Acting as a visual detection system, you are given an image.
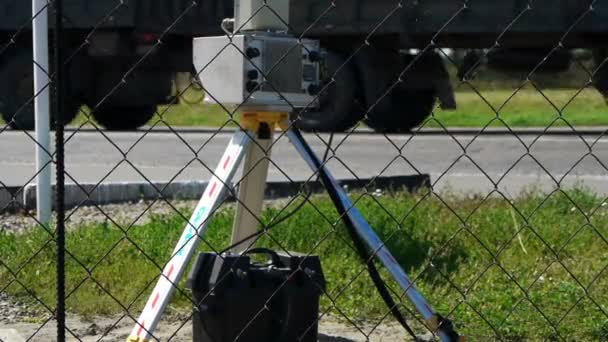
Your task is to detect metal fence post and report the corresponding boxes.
[53,0,66,340]
[32,0,51,225]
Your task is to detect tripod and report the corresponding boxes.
[127,112,463,342]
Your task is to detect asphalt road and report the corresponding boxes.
[3,129,608,196]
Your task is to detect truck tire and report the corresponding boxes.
[292,51,364,132]
[364,89,436,133]
[593,49,608,98]
[92,105,156,131]
[0,50,79,130]
[355,49,437,133]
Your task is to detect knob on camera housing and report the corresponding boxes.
[247,70,259,80]
[308,50,322,62]
[246,47,261,59]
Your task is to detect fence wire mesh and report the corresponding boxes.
[2,0,608,341]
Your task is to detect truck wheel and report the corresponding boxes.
[355,48,438,133]
[92,105,156,131]
[292,51,364,132]
[0,50,79,130]
[593,49,608,98]
[364,89,436,133]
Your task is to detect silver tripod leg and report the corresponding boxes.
[128,130,254,342]
[230,130,273,253]
[286,129,455,342]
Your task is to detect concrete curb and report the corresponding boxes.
[2,175,430,213]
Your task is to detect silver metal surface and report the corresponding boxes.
[193,33,320,110]
[234,0,290,32]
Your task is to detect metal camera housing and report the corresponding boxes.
[193,33,321,112]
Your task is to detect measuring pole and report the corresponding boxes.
[128,131,253,341]
[32,0,52,225]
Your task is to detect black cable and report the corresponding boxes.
[219,191,310,254]
[290,129,419,340]
[219,131,326,254]
[216,128,416,340]
[53,0,66,341]
[313,133,415,337]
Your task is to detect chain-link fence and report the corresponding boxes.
[2,0,608,341]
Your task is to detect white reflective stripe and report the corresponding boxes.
[286,129,451,341]
[129,130,253,341]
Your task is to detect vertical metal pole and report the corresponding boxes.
[53,0,66,340]
[32,0,51,225]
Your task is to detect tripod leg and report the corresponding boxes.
[230,128,273,253]
[286,128,462,342]
[127,130,254,342]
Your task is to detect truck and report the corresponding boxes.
[1,1,607,132]
[0,1,230,130]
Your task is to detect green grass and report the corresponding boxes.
[2,87,607,129]
[81,87,608,129]
[70,102,236,129]
[2,189,608,340]
[428,87,608,128]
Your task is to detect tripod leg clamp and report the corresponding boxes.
[126,337,150,342]
[241,112,289,133]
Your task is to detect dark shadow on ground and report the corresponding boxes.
[318,333,356,342]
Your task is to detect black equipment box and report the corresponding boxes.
[187,249,325,342]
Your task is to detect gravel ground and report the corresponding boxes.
[0,187,379,234]
[0,196,310,234]
[0,313,409,342]
[0,292,44,326]
[1,200,202,235]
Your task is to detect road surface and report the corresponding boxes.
[2,129,608,196]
